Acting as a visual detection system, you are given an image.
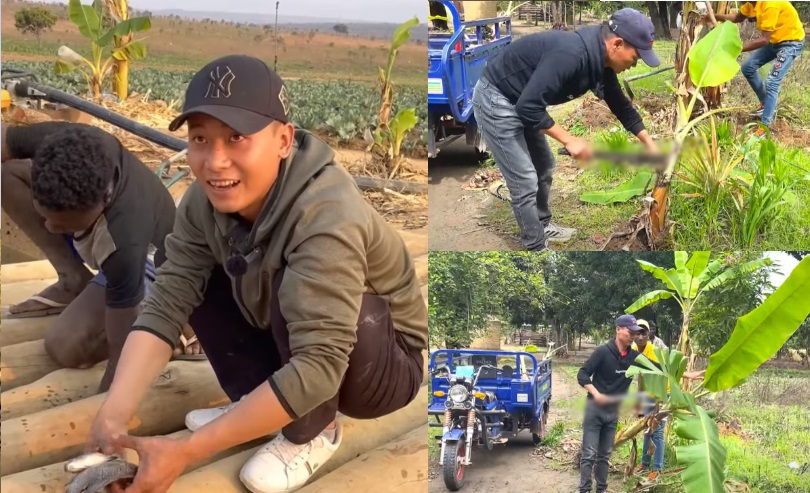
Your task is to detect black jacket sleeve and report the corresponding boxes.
[6,122,76,160]
[601,69,646,136]
[516,53,585,130]
[577,345,603,387]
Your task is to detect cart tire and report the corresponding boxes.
[442,439,467,491]
[532,405,550,445]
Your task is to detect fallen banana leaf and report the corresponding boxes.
[580,171,653,205]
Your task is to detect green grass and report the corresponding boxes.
[478,37,810,251]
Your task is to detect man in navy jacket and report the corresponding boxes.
[472,8,661,250]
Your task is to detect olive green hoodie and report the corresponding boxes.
[133,129,427,418]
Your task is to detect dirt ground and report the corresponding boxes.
[428,140,520,251]
[427,365,584,493]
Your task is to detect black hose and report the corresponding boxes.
[11,80,427,195]
[1,69,39,82]
[13,80,186,152]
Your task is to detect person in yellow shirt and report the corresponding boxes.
[631,320,666,479]
[709,2,806,136]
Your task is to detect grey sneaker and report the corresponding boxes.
[545,223,576,242]
[749,104,764,117]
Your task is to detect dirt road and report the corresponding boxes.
[428,367,584,493]
[428,140,520,251]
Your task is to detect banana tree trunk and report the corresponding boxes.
[113,58,129,100]
[649,1,732,241]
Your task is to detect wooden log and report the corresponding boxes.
[1,279,56,310]
[165,387,427,493]
[0,315,55,347]
[0,360,229,475]
[0,228,424,290]
[1,362,107,420]
[0,260,60,283]
[0,339,61,391]
[297,424,428,493]
[0,430,268,493]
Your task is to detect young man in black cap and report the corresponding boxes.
[86,54,427,493]
[577,314,703,493]
[472,8,661,250]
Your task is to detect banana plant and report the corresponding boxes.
[623,348,726,493]
[376,16,418,128]
[619,256,810,493]
[625,251,771,365]
[650,4,743,240]
[372,107,419,178]
[54,0,151,98]
[103,0,143,100]
[705,255,810,391]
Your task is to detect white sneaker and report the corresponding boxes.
[239,423,343,493]
[184,397,244,431]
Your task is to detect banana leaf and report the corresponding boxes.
[704,256,810,392]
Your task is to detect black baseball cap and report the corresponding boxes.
[169,54,291,135]
[608,8,661,68]
[615,314,643,332]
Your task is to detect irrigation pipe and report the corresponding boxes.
[7,80,426,194]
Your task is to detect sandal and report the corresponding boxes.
[171,334,207,361]
[5,295,69,319]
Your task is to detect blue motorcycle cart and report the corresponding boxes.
[428,349,552,490]
[427,1,512,157]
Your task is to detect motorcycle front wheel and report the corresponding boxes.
[442,439,467,491]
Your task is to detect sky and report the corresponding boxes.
[764,251,800,290]
[39,0,423,23]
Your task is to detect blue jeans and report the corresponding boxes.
[579,399,619,493]
[472,76,555,250]
[641,418,666,470]
[741,39,805,126]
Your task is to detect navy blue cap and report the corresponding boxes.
[615,314,643,332]
[608,8,661,67]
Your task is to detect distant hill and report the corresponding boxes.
[145,9,428,42]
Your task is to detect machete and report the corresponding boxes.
[557,148,669,170]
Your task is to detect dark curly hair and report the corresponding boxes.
[31,126,116,211]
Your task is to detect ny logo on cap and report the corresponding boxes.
[278,85,290,116]
[205,65,236,99]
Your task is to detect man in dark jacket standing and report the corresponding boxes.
[472,8,661,250]
[577,315,704,493]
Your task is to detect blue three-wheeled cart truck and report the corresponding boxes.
[427,1,512,158]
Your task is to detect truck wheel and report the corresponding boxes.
[443,439,467,491]
[532,405,550,445]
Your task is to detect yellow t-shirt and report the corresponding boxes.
[740,1,805,44]
[632,341,670,394]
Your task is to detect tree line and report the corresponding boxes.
[429,251,810,362]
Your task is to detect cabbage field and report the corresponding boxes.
[2,61,428,153]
